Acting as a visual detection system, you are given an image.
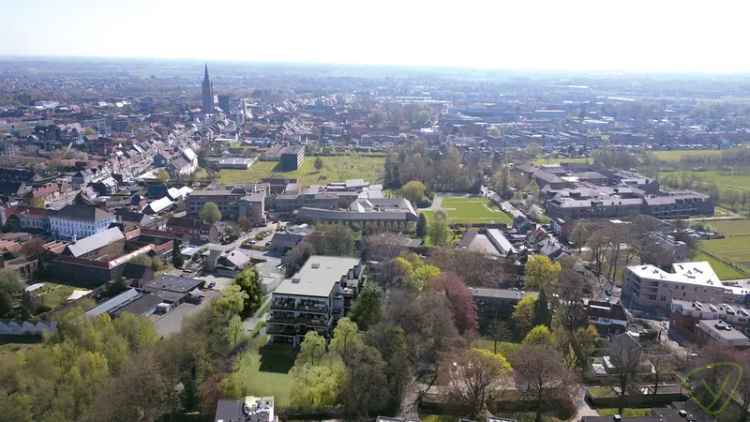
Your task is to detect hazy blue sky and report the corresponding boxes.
[2,0,749,73]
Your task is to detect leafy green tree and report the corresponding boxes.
[340,344,391,418]
[155,168,169,183]
[416,213,427,237]
[524,255,561,291]
[0,269,22,317]
[512,294,538,339]
[429,210,451,246]
[227,315,244,348]
[233,267,263,317]
[307,224,355,256]
[199,202,222,225]
[349,283,383,330]
[392,254,441,290]
[522,325,556,346]
[289,361,345,410]
[296,331,327,367]
[330,318,363,361]
[172,240,184,268]
[400,180,426,204]
[365,323,411,410]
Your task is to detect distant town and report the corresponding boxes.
[0,58,748,422]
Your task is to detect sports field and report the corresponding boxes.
[423,196,512,225]
[218,154,385,187]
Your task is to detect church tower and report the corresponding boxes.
[201,64,214,113]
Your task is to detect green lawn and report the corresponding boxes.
[422,415,457,422]
[690,251,747,280]
[223,337,296,407]
[707,219,750,237]
[697,238,750,277]
[34,282,79,311]
[218,155,385,188]
[425,196,512,225]
[659,170,750,196]
[652,149,724,162]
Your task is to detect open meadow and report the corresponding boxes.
[218,154,385,188]
[422,196,512,225]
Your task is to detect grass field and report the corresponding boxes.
[424,196,512,225]
[533,157,591,165]
[698,238,750,276]
[707,219,750,237]
[218,155,385,187]
[690,251,748,280]
[651,149,724,162]
[35,282,78,311]
[659,170,750,195]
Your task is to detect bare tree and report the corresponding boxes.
[511,344,574,422]
[609,334,643,414]
[440,348,511,418]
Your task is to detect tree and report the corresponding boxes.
[646,348,676,395]
[416,213,427,237]
[155,168,169,183]
[488,320,512,355]
[429,210,451,246]
[391,254,441,290]
[330,318,364,362]
[233,267,263,318]
[199,202,221,225]
[314,156,324,171]
[533,288,552,327]
[522,325,555,346]
[511,344,573,422]
[172,240,184,268]
[289,361,345,410]
[524,255,561,291]
[431,272,478,336]
[296,331,327,367]
[0,269,22,317]
[340,344,391,418]
[365,323,411,411]
[441,348,511,417]
[512,294,538,339]
[307,224,355,256]
[349,283,383,330]
[283,241,314,277]
[609,334,643,414]
[400,180,427,205]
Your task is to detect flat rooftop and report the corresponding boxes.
[628,261,724,287]
[274,255,360,298]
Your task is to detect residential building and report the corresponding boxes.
[186,186,267,225]
[296,197,418,232]
[214,396,277,422]
[622,262,740,312]
[268,256,363,346]
[279,146,304,171]
[49,204,115,240]
[695,320,750,348]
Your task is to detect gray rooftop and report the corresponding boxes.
[275,255,360,298]
[67,227,124,257]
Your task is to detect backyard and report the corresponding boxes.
[222,335,296,407]
[218,154,385,188]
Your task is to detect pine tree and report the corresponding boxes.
[533,288,552,327]
[416,213,427,237]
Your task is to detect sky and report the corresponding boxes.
[2,0,750,73]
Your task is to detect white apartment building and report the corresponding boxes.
[49,204,115,240]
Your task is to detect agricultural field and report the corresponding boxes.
[423,196,512,225]
[218,154,385,188]
[689,251,747,281]
[651,149,724,162]
[707,218,750,237]
[698,238,750,276]
[659,170,750,196]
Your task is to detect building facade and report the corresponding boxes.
[49,204,115,240]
